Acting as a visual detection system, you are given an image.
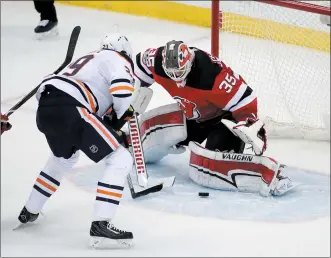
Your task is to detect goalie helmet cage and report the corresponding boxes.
[211,0,330,141]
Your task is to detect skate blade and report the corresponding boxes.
[13,212,43,230]
[90,236,133,249]
[13,220,39,231]
[272,183,301,196]
[12,221,37,231]
[35,27,59,40]
[13,223,26,231]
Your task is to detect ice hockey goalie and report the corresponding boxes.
[125,103,294,197]
[127,40,295,197]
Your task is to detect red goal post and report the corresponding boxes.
[210,0,330,140]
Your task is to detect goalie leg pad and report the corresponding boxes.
[125,103,187,163]
[188,142,280,196]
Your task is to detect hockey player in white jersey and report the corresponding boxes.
[17,33,136,248]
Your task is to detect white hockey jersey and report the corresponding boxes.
[36,49,135,118]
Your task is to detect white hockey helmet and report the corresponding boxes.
[100,33,133,59]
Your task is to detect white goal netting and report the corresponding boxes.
[216,1,330,140]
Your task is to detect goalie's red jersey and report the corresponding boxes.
[134,46,258,122]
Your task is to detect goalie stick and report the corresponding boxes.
[127,110,176,199]
[128,112,150,187]
[127,172,163,199]
[124,87,175,198]
[5,26,81,117]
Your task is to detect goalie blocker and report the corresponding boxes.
[124,103,294,197]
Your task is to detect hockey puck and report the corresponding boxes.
[199,192,209,197]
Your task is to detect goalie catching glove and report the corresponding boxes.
[221,114,267,155]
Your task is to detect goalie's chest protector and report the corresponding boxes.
[152,48,226,122]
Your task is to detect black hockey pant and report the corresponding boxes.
[36,85,123,162]
[34,0,57,22]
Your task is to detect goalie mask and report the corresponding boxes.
[162,40,195,87]
[100,33,133,59]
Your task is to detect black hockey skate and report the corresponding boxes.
[90,221,133,248]
[34,20,58,39]
[18,206,39,224]
[13,206,40,230]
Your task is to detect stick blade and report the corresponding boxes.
[145,176,176,189]
[159,176,176,188]
[132,183,164,199]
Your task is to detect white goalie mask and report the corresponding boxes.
[100,33,133,59]
[162,40,195,88]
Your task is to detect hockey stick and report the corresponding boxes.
[129,112,176,188]
[127,111,175,199]
[128,112,150,187]
[127,173,163,199]
[5,26,81,117]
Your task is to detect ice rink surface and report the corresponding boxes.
[1,2,330,257]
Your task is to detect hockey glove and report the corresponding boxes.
[221,114,267,156]
[115,130,130,148]
[1,113,12,135]
[103,105,134,131]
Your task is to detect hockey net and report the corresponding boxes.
[211,0,330,140]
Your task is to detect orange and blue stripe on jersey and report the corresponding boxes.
[40,75,99,114]
[109,78,134,98]
[75,80,98,113]
[77,107,120,150]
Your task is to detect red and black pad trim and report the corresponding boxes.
[190,152,262,188]
[126,110,185,146]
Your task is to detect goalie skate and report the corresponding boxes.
[271,164,301,196]
[89,221,133,249]
[272,176,301,196]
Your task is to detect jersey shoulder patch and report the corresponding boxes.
[141,47,158,68]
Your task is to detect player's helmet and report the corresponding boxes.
[162,40,195,87]
[100,33,133,59]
